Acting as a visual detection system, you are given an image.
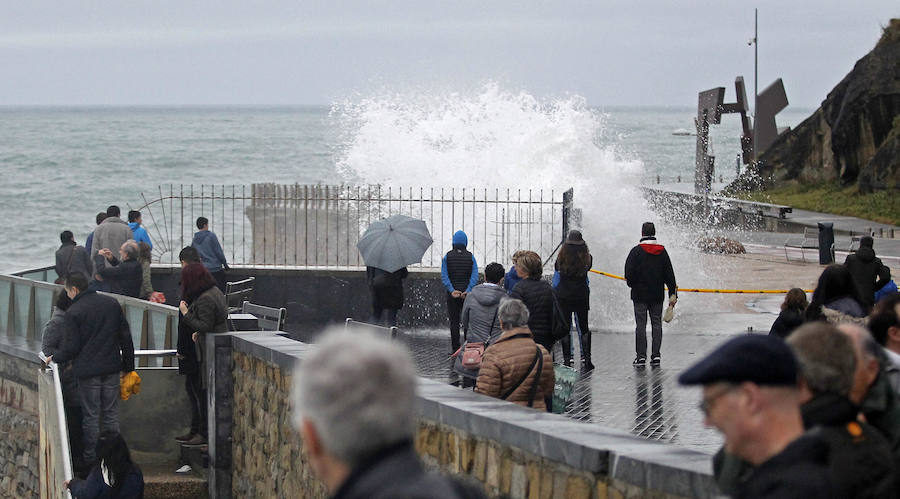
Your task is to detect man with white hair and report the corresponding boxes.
[291,332,485,499]
[95,240,143,298]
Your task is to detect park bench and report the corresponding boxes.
[784,227,820,262]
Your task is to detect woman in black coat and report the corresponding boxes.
[768,288,808,339]
[175,262,227,447]
[554,231,594,370]
[367,266,409,327]
[509,251,555,353]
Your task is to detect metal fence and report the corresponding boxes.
[131,184,573,269]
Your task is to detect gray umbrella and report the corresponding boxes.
[357,214,433,272]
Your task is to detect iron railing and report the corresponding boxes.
[130,184,573,269]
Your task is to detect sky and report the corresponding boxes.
[1,1,896,108]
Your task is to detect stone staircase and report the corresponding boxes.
[132,449,207,499]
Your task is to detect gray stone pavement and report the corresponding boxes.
[291,248,891,457]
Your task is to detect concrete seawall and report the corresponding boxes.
[223,332,717,498]
[152,267,454,329]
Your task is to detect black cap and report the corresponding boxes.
[678,334,798,386]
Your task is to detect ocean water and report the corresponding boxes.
[0,85,813,278]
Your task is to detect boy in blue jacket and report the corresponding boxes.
[441,230,478,353]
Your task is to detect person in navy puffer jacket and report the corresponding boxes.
[441,230,479,353]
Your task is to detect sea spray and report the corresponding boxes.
[331,82,721,324]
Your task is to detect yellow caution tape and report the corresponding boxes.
[588,269,813,294]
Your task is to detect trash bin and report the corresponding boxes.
[818,222,834,264]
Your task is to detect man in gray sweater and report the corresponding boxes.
[90,206,133,287]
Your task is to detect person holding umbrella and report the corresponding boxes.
[367,266,408,326]
[357,215,433,327]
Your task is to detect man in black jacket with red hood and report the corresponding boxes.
[625,222,677,366]
[844,235,891,311]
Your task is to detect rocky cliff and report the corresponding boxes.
[734,19,899,193]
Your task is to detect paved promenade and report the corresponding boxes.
[396,249,842,455]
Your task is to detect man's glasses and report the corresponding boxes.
[698,384,738,416]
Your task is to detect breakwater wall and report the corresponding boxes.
[152,267,452,329]
[218,332,718,499]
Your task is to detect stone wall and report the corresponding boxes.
[229,333,718,499]
[0,346,40,498]
[232,350,326,498]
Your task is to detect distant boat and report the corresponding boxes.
[672,129,695,136]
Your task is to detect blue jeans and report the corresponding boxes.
[79,373,120,464]
[634,301,663,358]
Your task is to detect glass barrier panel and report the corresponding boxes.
[0,280,10,334]
[20,270,48,282]
[34,287,55,342]
[124,305,146,349]
[46,268,59,284]
[147,311,171,368]
[13,283,32,338]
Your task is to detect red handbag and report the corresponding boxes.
[461,342,486,369]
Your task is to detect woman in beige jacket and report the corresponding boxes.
[476,298,555,411]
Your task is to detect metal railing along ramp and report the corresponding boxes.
[4,266,180,366]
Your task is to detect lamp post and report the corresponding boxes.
[749,8,758,160]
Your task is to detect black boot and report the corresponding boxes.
[561,335,572,366]
[582,332,594,371]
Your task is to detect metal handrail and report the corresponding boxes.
[38,352,74,499]
[344,318,398,339]
[1,272,179,366]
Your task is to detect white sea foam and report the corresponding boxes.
[331,82,678,323]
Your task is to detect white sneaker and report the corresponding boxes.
[175,464,192,474]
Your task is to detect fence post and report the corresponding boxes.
[562,188,574,244]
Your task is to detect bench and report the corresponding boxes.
[241,301,286,331]
[225,277,255,314]
[784,227,820,262]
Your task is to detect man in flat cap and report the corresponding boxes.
[679,334,833,498]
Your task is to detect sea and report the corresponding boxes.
[0,84,813,276]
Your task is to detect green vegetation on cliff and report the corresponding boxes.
[735,183,898,226]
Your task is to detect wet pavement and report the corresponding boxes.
[293,248,891,457]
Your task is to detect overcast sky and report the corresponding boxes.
[1,1,896,108]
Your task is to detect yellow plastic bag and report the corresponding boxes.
[120,371,142,401]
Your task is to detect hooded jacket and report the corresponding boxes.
[441,231,478,293]
[128,222,152,250]
[192,230,228,273]
[460,283,506,344]
[90,217,133,270]
[845,247,890,308]
[624,236,677,304]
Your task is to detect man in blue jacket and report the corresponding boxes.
[441,230,478,353]
[47,272,135,471]
[192,217,229,291]
[127,210,152,250]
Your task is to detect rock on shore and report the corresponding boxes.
[734,18,899,193]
